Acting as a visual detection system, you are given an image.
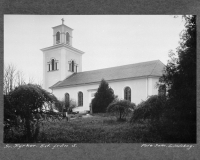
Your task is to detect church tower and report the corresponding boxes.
[41,19,84,91]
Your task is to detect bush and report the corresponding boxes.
[4,84,58,143]
[130,95,166,123]
[107,100,136,121]
[67,99,77,114]
[92,79,115,113]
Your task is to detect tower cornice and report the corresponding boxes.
[52,24,73,31]
[41,43,84,54]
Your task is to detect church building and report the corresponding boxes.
[41,20,165,112]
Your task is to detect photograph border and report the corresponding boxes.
[1,0,199,159]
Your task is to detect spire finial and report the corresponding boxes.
[61,18,64,24]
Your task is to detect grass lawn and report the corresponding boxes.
[37,113,163,143]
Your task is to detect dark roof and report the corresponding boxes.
[50,60,165,89]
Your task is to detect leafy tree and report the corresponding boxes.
[5,84,58,142]
[158,15,196,142]
[92,79,115,113]
[107,99,135,121]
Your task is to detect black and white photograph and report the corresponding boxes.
[4,15,196,144]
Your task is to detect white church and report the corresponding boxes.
[41,20,165,112]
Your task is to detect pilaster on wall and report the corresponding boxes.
[60,48,66,80]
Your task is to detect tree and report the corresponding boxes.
[158,15,196,142]
[107,99,135,121]
[92,79,115,113]
[4,64,26,95]
[6,84,58,142]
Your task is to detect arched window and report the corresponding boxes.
[65,93,70,108]
[66,32,70,44]
[56,32,60,44]
[51,59,55,70]
[69,60,77,72]
[48,58,58,71]
[72,60,74,72]
[78,92,83,106]
[124,87,131,101]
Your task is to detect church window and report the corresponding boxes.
[72,60,74,72]
[69,63,72,71]
[69,60,77,72]
[78,92,83,106]
[65,93,70,108]
[56,32,60,44]
[66,32,70,44]
[51,59,55,70]
[124,87,131,101]
[48,58,58,71]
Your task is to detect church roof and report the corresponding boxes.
[50,60,165,89]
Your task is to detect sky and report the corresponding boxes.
[4,15,185,84]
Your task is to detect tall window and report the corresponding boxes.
[48,58,58,71]
[78,92,83,106]
[51,59,55,70]
[56,32,60,44]
[65,93,70,108]
[72,60,74,72]
[66,32,70,44]
[69,60,77,72]
[124,87,131,101]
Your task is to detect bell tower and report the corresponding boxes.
[41,19,84,91]
[53,18,73,46]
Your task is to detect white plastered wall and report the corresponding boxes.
[43,48,61,92]
[52,77,160,111]
[43,46,82,92]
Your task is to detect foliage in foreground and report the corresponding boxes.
[130,16,196,143]
[92,79,115,113]
[54,99,77,113]
[107,100,135,121]
[34,114,162,143]
[158,15,196,143]
[130,95,166,123]
[4,84,58,143]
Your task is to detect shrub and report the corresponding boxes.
[54,100,65,112]
[107,100,136,121]
[92,79,115,113]
[4,84,58,142]
[130,95,166,123]
[54,99,77,113]
[67,99,77,113]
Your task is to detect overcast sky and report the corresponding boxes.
[4,15,185,84]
